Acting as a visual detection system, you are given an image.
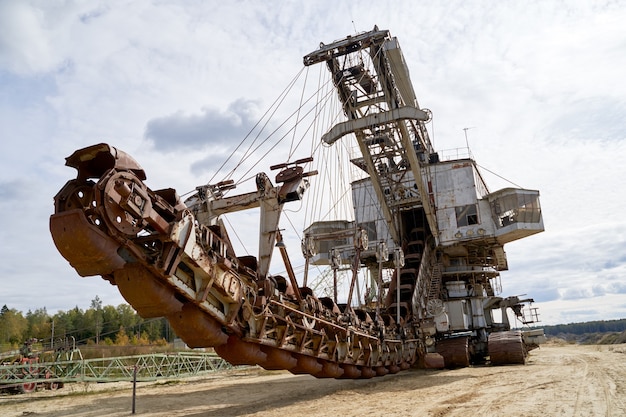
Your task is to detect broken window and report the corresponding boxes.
[491,190,542,228]
[455,204,479,227]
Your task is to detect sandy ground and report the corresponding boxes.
[1,343,625,417]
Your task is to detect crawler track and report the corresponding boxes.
[436,337,470,368]
[488,331,527,365]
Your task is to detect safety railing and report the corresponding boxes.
[0,352,234,387]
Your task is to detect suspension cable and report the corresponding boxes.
[207,66,307,185]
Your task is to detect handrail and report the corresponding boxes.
[0,352,234,386]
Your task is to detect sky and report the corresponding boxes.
[1,0,625,326]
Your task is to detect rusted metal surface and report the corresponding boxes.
[65,143,146,180]
[436,336,471,369]
[488,331,527,365]
[50,144,418,379]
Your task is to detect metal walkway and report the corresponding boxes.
[1,352,234,390]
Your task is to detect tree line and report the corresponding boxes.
[541,318,626,336]
[3,297,624,351]
[0,296,173,351]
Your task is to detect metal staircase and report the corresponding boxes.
[427,263,442,302]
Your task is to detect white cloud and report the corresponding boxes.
[144,98,261,151]
[0,2,56,74]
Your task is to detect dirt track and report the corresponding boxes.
[2,343,625,416]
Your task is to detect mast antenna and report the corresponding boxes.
[463,126,475,149]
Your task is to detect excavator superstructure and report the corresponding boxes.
[50,27,545,378]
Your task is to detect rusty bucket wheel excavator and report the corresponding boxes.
[51,27,546,379]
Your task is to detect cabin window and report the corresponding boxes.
[318,239,347,257]
[491,191,542,228]
[455,204,479,227]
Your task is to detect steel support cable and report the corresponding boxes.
[294,116,342,219]
[218,78,337,258]
[286,75,339,161]
[288,66,310,160]
[320,107,382,226]
[303,70,335,225]
[306,134,347,224]
[233,87,335,186]
[305,105,346,224]
[308,114,362,225]
[304,139,323,223]
[322,145,339,220]
[310,135,333,223]
[226,76,334,187]
[272,261,307,278]
[310,63,327,157]
[321,103,346,222]
[326,141,347,221]
[336,138,354,220]
[222,69,307,184]
[475,163,522,188]
[207,66,307,186]
[355,173,388,240]
[316,185,354,223]
[281,210,304,265]
[221,214,251,255]
[304,140,325,227]
[225,81,310,183]
[280,90,336,172]
[308,48,390,224]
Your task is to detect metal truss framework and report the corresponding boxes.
[0,352,233,389]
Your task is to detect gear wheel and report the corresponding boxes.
[426,298,444,316]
